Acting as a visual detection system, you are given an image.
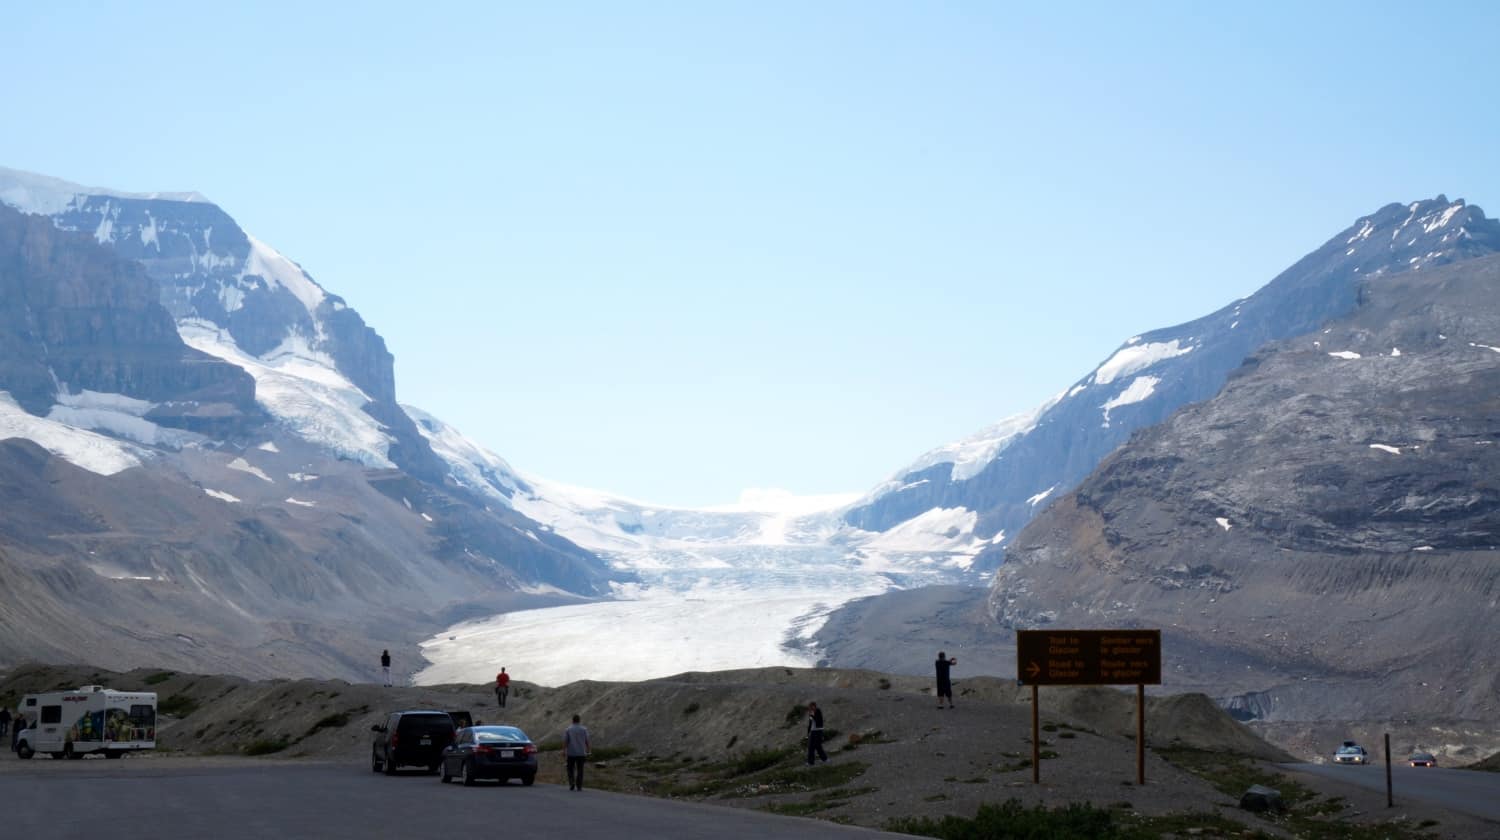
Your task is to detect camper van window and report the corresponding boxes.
[41,706,61,724]
[129,705,156,728]
[25,697,36,707]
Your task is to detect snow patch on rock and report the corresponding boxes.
[0,392,142,475]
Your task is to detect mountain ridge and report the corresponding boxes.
[987,249,1500,720]
[844,196,1500,572]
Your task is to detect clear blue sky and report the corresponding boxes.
[4,2,1497,507]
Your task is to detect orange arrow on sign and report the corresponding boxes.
[1026,662,1041,679]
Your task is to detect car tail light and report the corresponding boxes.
[523,744,537,755]
[390,733,399,748]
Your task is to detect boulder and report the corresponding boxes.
[1239,784,1285,813]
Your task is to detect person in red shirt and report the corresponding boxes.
[495,668,510,708]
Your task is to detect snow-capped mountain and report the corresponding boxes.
[843,197,1500,570]
[992,247,1500,721]
[0,169,614,679]
[0,166,439,478]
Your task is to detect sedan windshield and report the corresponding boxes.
[473,726,528,742]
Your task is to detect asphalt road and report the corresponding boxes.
[1288,762,1500,822]
[1,756,905,839]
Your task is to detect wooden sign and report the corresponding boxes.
[1016,629,1161,686]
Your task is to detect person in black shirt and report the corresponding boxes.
[935,651,957,709]
[380,649,392,687]
[805,702,828,765]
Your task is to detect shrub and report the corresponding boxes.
[590,745,635,761]
[683,702,700,715]
[784,704,807,727]
[243,738,292,756]
[305,706,366,736]
[731,747,795,776]
[158,695,199,718]
[143,671,175,686]
[887,799,1119,839]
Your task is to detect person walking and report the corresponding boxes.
[380,649,392,687]
[495,668,510,708]
[935,651,958,709]
[563,714,591,791]
[0,706,10,739]
[805,701,828,765]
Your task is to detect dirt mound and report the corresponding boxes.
[1469,752,1500,772]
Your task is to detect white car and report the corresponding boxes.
[1333,741,1369,765]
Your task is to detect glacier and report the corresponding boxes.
[408,409,998,686]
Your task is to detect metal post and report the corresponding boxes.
[1137,683,1146,786]
[1385,732,1393,807]
[1031,684,1040,784]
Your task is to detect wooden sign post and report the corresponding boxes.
[1016,629,1162,785]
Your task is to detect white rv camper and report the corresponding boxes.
[14,685,157,759]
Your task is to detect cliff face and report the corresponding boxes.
[38,186,438,477]
[990,253,1500,720]
[0,203,257,430]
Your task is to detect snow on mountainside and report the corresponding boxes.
[0,166,207,213]
[405,402,994,577]
[181,319,394,467]
[0,166,439,479]
[843,196,1500,570]
[0,392,143,475]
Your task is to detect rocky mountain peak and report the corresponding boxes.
[1324,196,1498,277]
[0,165,442,479]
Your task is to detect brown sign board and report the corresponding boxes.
[1016,629,1161,686]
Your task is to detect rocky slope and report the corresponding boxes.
[0,203,256,429]
[990,251,1500,722]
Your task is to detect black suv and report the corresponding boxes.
[371,711,456,775]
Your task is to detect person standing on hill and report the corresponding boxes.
[380,649,392,687]
[805,701,828,765]
[935,651,957,709]
[564,714,591,791]
[495,668,510,708]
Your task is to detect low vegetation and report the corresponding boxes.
[158,694,200,718]
[892,800,1287,840]
[304,705,368,737]
[1156,746,1439,839]
[243,737,292,756]
[887,799,1123,839]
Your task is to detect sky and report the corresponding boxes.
[3,2,1498,508]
